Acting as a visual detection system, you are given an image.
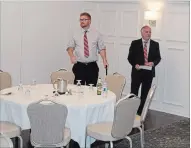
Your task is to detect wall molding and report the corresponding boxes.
[87,0,189,3]
[167,48,185,51]
[166,40,188,43]
[162,100,183,107]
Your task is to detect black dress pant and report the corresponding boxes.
[131,69,153,115]
[72,61,99,86]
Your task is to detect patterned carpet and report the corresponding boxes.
[92,118,190,148]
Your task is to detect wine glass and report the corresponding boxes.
[76,80,81,93]
[76,80,81,86]
[25,85,31,96]
[53,88,59,97]
[18,83,23,92]
[42,94,50,100]
[76,80,84,97]
[31,79,36,86]
[89,84,94,92]
[29,79,36,92]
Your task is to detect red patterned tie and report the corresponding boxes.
[84,31,89,57]
[143,41,148,65]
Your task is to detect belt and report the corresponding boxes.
[77,61,96,65]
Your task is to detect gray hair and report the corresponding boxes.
[141,25,151,32]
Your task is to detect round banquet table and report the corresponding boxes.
[0,84,116,148]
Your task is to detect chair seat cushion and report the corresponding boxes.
[133,115,141,127]
[0,121,21,138]
[31,127,71,147]
[87,122,119,141]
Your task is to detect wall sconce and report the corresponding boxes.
[144,10,159,27]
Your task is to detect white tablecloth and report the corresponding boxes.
[0,84,116,148]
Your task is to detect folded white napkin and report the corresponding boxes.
[0,89,12,95]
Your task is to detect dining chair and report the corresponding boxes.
[51,69,75,84]
[0,72,12,90]
[86,95,140,148]
[0,72,23,148]
[0,133,14,148]
[105,73,126,101]
[133,85,157,148]
[0,121,23,148]
[27,99,71,148]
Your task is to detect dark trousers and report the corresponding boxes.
[72,61,99,86]
[131,70,153,115]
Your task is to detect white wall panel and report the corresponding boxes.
[1,1,83,85]
[99,10,117,37]
[1,2,22,85]
[21,1,73,84]
[117,43,131,94]
[163,47,188,105]
[120,11,139,37]
[166,13,189,42]
[150,2,189,117]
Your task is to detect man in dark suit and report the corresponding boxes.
[128,25,161,115]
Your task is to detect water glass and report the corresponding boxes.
[89,84,94,92]
[53,88,59,97]
[31,79,36,86]
[25,86,31,96]
[76,80,81,93]
[44,94,49,99]
[18,83,23,92]
[76,80,84,97]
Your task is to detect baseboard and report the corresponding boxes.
[122,92,189,118]
[150,102,189,118]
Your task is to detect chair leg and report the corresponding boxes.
[142,123,145,145]
[125,136,132,148]
[105,142,109,148]
[17,136,23,148]
[66,143,69,148]
[85,134,87,148]
[109,141,113,148]
[85,132,91,148]
[138,126,144,148]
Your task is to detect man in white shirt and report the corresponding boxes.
[67,12,108,86]
[128,25,161,115]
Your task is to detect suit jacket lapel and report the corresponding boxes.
[148,40,153,60]
[139,39,144,52]
[139,39,144,60]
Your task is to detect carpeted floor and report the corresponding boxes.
[93,118,190,148]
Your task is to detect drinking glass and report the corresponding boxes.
[76,80,81,93]
[89,84,94,92]
[18,83,23,92]
[53,88,59,97]
[76,80,81,86]
[76,80,84,97]
[31,79,36,86]
[42,94,50,100]
[25,86,31,96]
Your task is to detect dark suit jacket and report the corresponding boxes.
[128,39,161,77]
